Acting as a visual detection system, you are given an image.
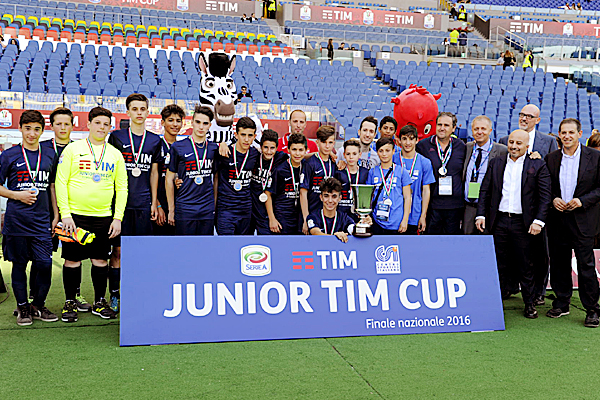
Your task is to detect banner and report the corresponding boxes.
[66,0,255,14]
[120,236,505,346]
[68,0,176,10]
[489,18,600,38]
[291,5,443,30]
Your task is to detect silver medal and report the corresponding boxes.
[259,193,268,202]
[30,186,39,196]
[194,176,203,185]
[383,198,392,206]
[132,167,142,177]
[438,167,447,176]
[234,182,242,191]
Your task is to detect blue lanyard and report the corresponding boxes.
[471,141,492,180]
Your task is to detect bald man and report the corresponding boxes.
[277,110,319,154]
[499,104,557,303]
[476,129,552,319]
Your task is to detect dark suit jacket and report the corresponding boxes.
[545,145,600,237]
[499,131,558,158]
[477,155,552,233]
[462,141,508,182]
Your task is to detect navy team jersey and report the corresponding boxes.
[40,138,71,158]
[300,154,337,213]
[250,151,288,223]
[168,139,218,220]
[216,145,260,212]
[157,137,172,213]
[267,160,301,233]
[306,210,355,235]
[334,166,369,217]
[0,145,57,236]
[109,129,163,210]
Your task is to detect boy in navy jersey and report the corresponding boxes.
[166,106,218,235]
[307,177,356,243]
[300,125,337,234]
[250,129,288,235]
[396,125,436,234]
[0,110,59,325]
[266,133,307,234]
[367,137,413,235]
[215,117,260,235]
[155,104,185,236]
[334,139,369,220]
[108,93,162,312]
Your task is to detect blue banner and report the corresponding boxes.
[120,236,505,346]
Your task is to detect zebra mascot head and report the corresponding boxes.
[198,53,236,129]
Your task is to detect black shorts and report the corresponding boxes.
[61,214,118,262]
[175,219,214,236]
[113,208,153,247]
[2,234,53,264]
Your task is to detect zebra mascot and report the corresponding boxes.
[198,52,262,145]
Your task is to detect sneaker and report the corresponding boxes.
[16,304,33,326]
[524,304,538,319]
[31,305,59,322]
[75,294,92,312]
[110,296,120,313]
[61,300,78,323]
[92,298,117,319]
[584,310,599,328]
[546,307,570,318]
[533,295,545,306]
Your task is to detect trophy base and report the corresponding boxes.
[354,223,372,238]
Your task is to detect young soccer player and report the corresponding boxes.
[215,116,260,235]
[56,107,127,322]
[306,177,356,243]
[266,133,307,234]
[108,93,162,312]
[155,104,185,236]
[250,129,288,235]
[367,137,413,235]
[334,139,369,219]
[379,116,398,140]
[337,116,379,170]
[300,125,337,234]
[166,106,218,235]
[396,125,436,234]
[0,110,59,325]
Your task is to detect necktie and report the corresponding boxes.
[472,148,482,182]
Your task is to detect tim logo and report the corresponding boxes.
[240,245,271,277]
[375,245,400,274]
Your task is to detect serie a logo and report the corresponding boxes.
[240,245,271,277]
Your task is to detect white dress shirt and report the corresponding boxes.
[527,129,535,154]
[559,143,581,202]
[499,154,525,214]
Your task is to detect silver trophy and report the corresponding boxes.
[351,184,376,238]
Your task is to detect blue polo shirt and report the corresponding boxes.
[398,154,436,226]
[367,164,412,231]
[416,136,466,210]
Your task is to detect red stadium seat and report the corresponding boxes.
[87,32,98,43]
[126,36,137,46]
[164,38,175,48]
[201,41,211,51]
[46,30,59,41]
[74,31,85,42]
[225,43,235,53]
[100,33,111,44]
[32,28,45,39]
[113,35,124,45]
[4,27,17,37]
[213,42,223,51]
[187,40,199,50]
[60,31,72,41]
[283,47,292,56]
[247,44,258,54]
[18,28,31,39]
[271,47,281,56]
[176,39,186,49]
[151,37,162,47]
[139,37,149,46]
[260,45,269,55]
[236,43,247,53]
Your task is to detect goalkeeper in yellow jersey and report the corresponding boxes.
[55,107,128,322]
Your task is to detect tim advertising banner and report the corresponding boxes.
[120,236,505,346]
[292,5,441,30]
[489,18,600,38]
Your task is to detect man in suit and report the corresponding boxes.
[499,104,558,303]
[545,118,600,328]
[476,129,552,319]
[462,115,508,234]
[416,112,466,235]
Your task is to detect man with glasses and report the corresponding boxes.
[499,104,558,303]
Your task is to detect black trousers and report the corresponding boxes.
[492,213,535,304]
[428,208,463,235]
[548,214,600,312]
[531,230,550,297]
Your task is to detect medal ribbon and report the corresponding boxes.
[128,128,148,167]
[288,160,298,197]
[233,146,250,179]
[379,165,394,198]
[346,167,360,186]
[86,138,107,171]
[260,156,274,192]
[162,137,171,150]
[21,144,41,183]
[321,210,338,236]
[435,137,453,170]
[317,153,332,178]
[400,154,418,178]
[190,137,208,174]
